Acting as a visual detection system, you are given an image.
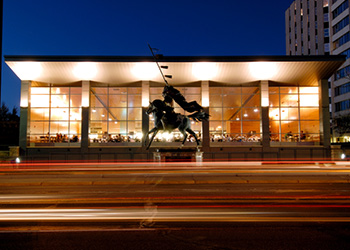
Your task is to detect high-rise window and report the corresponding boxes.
[332,1,349,19]
[333,16,349,35]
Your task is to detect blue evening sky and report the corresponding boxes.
[1,0,293,109]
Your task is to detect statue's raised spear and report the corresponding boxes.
[148,44,170,87]
[147,44,209,120]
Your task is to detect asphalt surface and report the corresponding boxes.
[1,161,350,249]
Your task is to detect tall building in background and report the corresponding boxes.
[286,0,350,142]
[286,0,330,56]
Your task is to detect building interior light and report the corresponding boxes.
[73,62,97,80]
[249,62,277,80]
[192,63,218,80]
[131,63,158,80]
[14,62,42,80]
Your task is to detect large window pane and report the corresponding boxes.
[127,121,142,134]
[128,108,142,120]
[300,121,320,133]
[242,87,259,94]
[280,108,298,120]
[109,95,127,107]
[242,108,260,120]
[227,121,241,133]
[209,95,222,107]
[70,122,81,135]
[269,108,280,120]
[51,108,69,120]
[300,87,318,94]
[128,95,142,107]
[300,94,319,106]
[30,121,49,135]
[281,121,299,134]
[91,108,108,120]
[70,94,81,107]
[109,108,127,120]
[280,94,298,106]
[50,121,69,134]
[244,94,260,107]
[223,108,240,120]
[30,108,49,120]
[70,108,81,121]
[51,95,69,107]
[91,94,107,107]
[223,95,241,107]
[300,108,319,120]
[91,87,107,94]
[109,87,127,95]
[109,121,127,134]
[51,87,69,94]
[242,121,260,133]
[269,94,279,106]
[31,87,49,94]
[280,87,298,93]
[209,108,222,120]
[31,95,50,107]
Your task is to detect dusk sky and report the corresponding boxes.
[1,0,292,109]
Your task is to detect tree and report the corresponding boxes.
[0,102,19,121]
[334,114,350,136]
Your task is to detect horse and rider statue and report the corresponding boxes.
[144,85,209,150]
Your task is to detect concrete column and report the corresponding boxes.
[81,81,90,152]
[319,79,331,148]
[201,81,210,149]
[19,81,31,153]
[142,81,150,149]
[260,81,270,149]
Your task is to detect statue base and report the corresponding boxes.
[153,148,203,162]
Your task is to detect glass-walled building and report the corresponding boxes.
[5,55,345,161]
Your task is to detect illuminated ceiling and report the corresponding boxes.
[5,55,345,86]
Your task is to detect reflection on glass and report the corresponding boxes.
[300,95,319,106]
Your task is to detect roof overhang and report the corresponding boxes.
[5,55,346,86]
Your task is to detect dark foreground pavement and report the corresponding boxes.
[1,222,350,250]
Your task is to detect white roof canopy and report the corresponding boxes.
[5,55,345,86]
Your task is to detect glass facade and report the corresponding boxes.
[89,86,142,145]
[26,83,323,147]
[209,87,261,144]
[29,86,82,146]
[269,86,320,144]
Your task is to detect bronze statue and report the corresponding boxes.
[144,44,209,149]
[144,99,208,150]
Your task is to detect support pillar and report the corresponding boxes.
[142,81,150,149]
[319,79,331,148]
[260,81,270,151]
[201,81,210,150]
[19,81,31,153]
[81,81,90,153]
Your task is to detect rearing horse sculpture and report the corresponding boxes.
[144,99,209,150]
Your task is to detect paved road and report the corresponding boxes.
[0,162,349,225]
[1,162,350,249]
